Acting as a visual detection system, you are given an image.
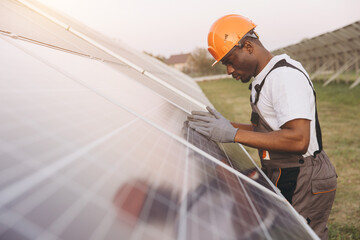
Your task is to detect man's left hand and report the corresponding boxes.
[187,106,238,143]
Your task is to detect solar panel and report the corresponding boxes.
[0,0,210,107]
[272,21,360,88]
[0,1,319,239]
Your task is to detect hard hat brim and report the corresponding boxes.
[211,60,219,67]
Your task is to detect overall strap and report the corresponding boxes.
[252,59,288,104]
[251,59,323,156]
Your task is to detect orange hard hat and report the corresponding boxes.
[208,14,257,66]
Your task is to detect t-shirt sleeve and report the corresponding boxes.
[268,68,314,127]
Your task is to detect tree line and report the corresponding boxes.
[145,48,227,77]
[183,48,226,77]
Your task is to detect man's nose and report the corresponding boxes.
[226,65,235,75]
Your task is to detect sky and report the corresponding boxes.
[36,0,360,58]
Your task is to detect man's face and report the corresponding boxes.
[221,44,257,83]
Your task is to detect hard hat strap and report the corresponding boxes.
[237,30,259,48]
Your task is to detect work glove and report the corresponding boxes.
[187,106,238,143]
[187,109,215,122]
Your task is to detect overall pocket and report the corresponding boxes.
[312,175,337,194]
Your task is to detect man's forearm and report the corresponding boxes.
[233,119,310,154]
[231,122,253,131]
[234,129,308,153]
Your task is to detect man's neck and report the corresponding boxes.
[255,49,273,77]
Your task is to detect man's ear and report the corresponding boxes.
[243,40,254,54]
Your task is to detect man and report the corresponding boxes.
[188,14,337,240]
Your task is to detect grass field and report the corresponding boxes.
[197,79,360,240]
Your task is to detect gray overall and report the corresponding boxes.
[250,59,337,240]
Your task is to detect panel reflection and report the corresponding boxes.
[110,124,313,240]
[111,125,268,240]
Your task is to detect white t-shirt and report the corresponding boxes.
[251,54,319,157]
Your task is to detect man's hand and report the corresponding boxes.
[187,109,214,122]
[187,106,238,143]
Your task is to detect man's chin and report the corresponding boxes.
[240,77,251,83]
[233,75,251,83]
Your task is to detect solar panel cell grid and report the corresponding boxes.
[1,0,210,106]
[4,36,205,139]
[0,1,121,63]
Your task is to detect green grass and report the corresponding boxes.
[198,79,360,240]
